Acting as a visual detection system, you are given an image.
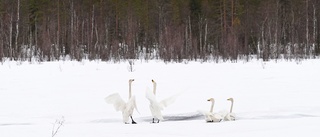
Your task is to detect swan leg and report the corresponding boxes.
[130,116,137,124]
[152,118,155,123]
[151,118,160,123]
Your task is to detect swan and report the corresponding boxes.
[105,79,138,124]
[146,79,179,123]
[224,98,236,121]
[203,98,223,122]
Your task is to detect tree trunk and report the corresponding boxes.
[70,0,74,58]
[312,4,316,57]
[15,0,20,59]
[306,0,309,57]
[9,15,13,60]
[57,0,60,59]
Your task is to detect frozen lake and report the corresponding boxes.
[0,59,320,137]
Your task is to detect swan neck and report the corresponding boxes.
[230,100,233,113]
[153,82,157,95]
[210,101,214,113]
[129,82,132,99]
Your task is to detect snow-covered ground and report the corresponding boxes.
[0,59,320,137]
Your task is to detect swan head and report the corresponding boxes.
[207,98,214,102]
[227,98,234,102]
[129,79,135,83]
[151,79,157,85]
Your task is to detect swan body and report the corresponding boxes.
[204,112,223,122]
[224,113,235,121]
[146,80,178,123]
[204,98,223,123]
[146,89,164,122]
[105,79,138,124]
[224,98,236,121]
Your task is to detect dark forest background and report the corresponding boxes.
[1,0,320,62]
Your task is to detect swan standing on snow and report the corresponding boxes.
[203,98,223,122]
[146,79,178,123]
[224,98,236,121]
[105,79,138,124]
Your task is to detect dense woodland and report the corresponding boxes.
[0,0,320,62]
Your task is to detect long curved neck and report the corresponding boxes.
[229,100,234,113]
[129,82,132,99]
[152,82,157,95]
[210,101,214,113]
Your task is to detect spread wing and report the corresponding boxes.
[146,87,180,109]
[159,92,180,108]
[104,93,126,112]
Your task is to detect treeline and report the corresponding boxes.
[0,0,320,62]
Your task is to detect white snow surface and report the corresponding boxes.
[1,59,320,137]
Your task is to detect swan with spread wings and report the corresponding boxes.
[146,79,179,123]
[105,79,138,124]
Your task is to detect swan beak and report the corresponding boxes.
[151,79,154,82]
[207,99,211,101]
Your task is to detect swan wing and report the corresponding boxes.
[104,93,126,112]
[159,93,180,108]
[209,113,223,122]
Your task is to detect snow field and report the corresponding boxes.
[0,59,320,137]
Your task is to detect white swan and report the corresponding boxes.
[105,79,138,124]
[146,79,179,123]
[224,98,236,121]
[204,98,223,122]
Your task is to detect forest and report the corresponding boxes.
[0,0,320,62]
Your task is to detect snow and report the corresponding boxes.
[0,59,320,137]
